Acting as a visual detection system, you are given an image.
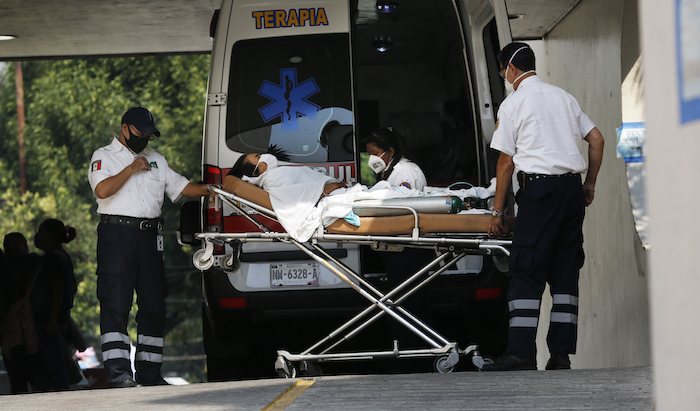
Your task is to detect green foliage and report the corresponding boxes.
[0,55,210,382]
[359,152,377,186]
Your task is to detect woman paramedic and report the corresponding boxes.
[365,126,427,192]
[364,126,433,354]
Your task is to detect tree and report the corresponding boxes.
[0,55,211,382]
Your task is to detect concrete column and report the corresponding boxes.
[532,0,651,369]
[639,0,700,408]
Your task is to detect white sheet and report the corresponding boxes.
[251,167,336,241]
[243,166,496,241]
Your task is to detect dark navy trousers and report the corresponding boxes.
[96,222,167,384]
[505,175,585,359]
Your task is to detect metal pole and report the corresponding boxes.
[15,61,27,195]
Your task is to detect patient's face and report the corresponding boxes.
[245,153,267,176]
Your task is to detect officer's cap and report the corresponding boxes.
[122,107,161,137]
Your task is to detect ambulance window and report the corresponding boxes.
[226,34,353,163]
[483,19,505,114]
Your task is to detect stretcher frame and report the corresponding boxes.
[195,185,512,376]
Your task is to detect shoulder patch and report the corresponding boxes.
[495,118,500,131]
[399,182,412,189]
[91,160,102,172]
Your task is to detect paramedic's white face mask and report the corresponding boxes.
[504,46,534,95]
[368,152,387,173]
[254,153,279,175]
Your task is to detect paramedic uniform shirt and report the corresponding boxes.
[88,137,190,218]
[490,75,595,175]
[387,157,427,191]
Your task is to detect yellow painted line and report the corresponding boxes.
[262,379,316,410]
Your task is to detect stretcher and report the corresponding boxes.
[194,181,514,376]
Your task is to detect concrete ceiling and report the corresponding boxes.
[0,0,579,61]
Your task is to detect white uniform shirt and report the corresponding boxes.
[386,157,427,191]
[490,75,596,175]
[88,137,190,219]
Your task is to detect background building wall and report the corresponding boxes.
[639,0,700,408]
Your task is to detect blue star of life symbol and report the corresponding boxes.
[258,68,320,131]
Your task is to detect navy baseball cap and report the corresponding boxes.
[122,107,161,137]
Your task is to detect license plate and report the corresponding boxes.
[270,263,320,287]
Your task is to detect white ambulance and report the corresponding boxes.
[180,0,513,380]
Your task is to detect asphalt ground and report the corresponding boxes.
[0,366,652,410]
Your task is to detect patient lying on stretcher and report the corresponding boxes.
[220,152,509,241]
[223,152,347,201]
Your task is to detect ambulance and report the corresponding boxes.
[179,0,513,380]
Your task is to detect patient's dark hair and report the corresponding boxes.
[267,144,290,162]
[230,154,257,178]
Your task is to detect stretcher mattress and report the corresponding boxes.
[220,176,514,235]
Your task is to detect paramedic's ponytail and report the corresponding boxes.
[39,218,77,245]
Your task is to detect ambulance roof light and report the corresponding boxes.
[373,36,393,53]
[376,1,398,14]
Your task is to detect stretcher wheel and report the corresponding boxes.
[472,354,494,370]
[193,248,214,271]
[299,360,323,377]
[222,253,240,272]
[277,367,297,378]
[434,355,455,373]
[275,357,297,379]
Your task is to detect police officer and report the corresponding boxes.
[483,43,604,371]
[88,107,209,387]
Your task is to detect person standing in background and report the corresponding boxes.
[2,232,41,393]
[31,219,78,391]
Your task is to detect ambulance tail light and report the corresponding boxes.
[204,165,224,255]
[475,288,502,300]
[219,297,246,309]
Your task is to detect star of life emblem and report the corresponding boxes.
[258,68,320,131]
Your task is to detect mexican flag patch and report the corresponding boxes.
[91,160,101,172]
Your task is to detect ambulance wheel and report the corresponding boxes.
[434,356,455,373]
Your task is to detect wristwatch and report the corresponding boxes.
[491,209,505,218]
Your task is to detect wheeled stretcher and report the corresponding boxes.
[194,182,513,376]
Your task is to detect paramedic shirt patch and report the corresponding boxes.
[91,160,102,172]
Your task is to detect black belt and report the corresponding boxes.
[518,171,580,187]
[100,215,163,231]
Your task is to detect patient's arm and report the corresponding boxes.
[221,175,274,209]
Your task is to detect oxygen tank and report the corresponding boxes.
[352,196,466,216]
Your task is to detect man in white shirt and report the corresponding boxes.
[483,43,604,371]
[88,107,209,387]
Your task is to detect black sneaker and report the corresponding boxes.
[481,354,536,371]
[545,353,571,370]
[109,377,139,388]
[139,377,169,386]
